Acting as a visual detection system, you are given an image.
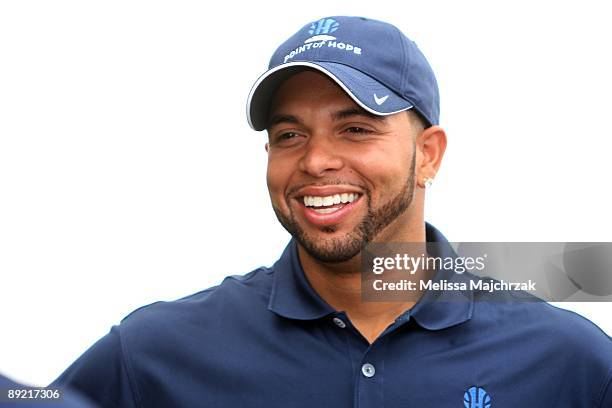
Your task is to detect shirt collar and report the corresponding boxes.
[408,223,474,330]
[268,239,336,320]
[268,223,474,330]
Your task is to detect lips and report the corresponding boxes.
[291,187,365,228]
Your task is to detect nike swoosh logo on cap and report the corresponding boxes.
[374,93,389,105]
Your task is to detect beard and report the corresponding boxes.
[272,148,416,264]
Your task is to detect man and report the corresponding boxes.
[52,16,612,407]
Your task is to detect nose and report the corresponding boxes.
[298,135,344,177]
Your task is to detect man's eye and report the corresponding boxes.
[345,127,372,134]
[271,131,302,146]
[278,132,298,140]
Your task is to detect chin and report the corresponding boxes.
[296,228,366,264]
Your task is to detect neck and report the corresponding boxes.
[297,212,427,343]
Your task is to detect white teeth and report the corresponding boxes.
[302,193,359,207]
[303,196,313,206]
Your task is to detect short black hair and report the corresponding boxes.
[406,109,429,136]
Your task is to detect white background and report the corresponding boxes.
[1,0,611,386]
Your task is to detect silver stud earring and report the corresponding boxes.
[423,177,434,188]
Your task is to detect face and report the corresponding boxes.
[266,70,421,264]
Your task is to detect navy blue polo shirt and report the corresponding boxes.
[52,224,612,407]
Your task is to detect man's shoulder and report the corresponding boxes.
[471,286,611,360]
[118,266,275,335]
[50,266,279,405]
[517,300,609,344]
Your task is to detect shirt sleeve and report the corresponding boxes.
[50,326,138,408]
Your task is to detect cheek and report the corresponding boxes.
[266,156,291,207]
[350,144,413,198]
[353,144,412,178]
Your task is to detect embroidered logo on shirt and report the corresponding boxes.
[463,386,491,408]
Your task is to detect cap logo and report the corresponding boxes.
[304,34,336,44]
[374,93,389,105]
[309,18,339,35]
[283,18,362,63]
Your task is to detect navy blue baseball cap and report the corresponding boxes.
[246,16,440,131]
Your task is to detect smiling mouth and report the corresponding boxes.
[300,193,361,214]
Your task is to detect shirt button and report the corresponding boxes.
[361,363,376,378]
[332,317,346,328]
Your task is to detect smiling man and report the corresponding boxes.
[51,16,612,408]
[261,68,440,343]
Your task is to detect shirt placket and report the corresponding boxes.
[331,311,412,408]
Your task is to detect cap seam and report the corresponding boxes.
[395,26,408,97]
[387,28,435,126]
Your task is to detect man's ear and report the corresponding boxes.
[416,126,447,187]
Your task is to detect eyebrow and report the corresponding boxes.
[267,107,387,129]
[267,114,301,128]
[331,107,388,123]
